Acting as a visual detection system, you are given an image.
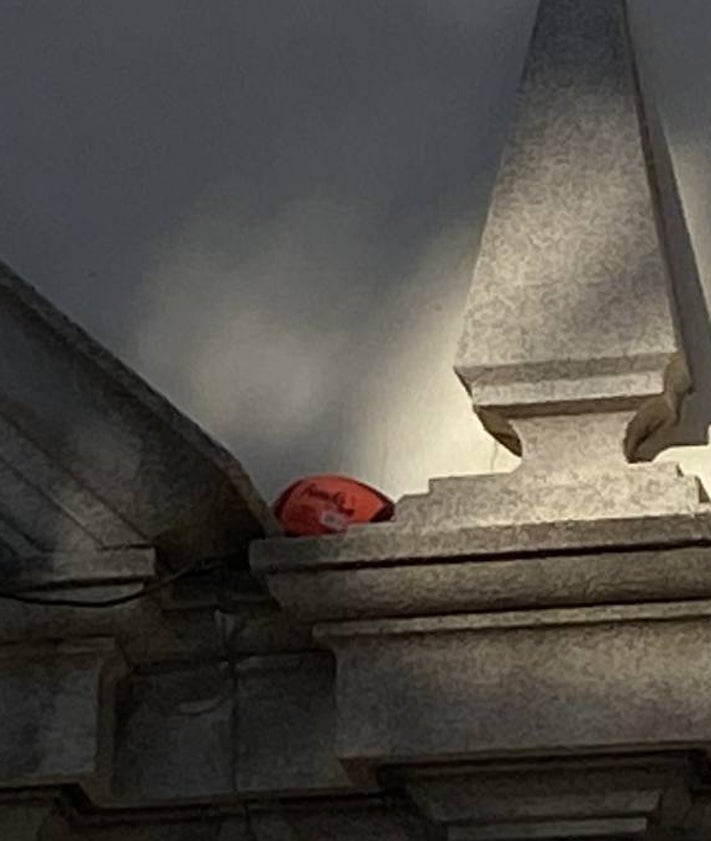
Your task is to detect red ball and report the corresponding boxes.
[273,474,394,536]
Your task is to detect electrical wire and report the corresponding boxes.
[0,556,225,609]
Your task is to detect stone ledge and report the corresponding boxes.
[317,600,711,769]
[263,544,711,623]
[0,548,156,593]
[317,598,711,638]
[19,793,426,840]
[254,505,711,624]
[393,752,698,840]
[251,508,711,575]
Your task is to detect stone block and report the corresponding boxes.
[318,601,711,767]
[112,650,356,804]
[398,754,695,840]
[0,799,58,841]
[0,548,155,593]
[251,508,711,582]
[235,652,356,795]
[448,817,648,839]
[260,544,711,623]
[248,802,425,841]
[0,591,228,669]
[35,805,422,841]
[454,0,687,444]
[0,638,120,786]
[52,821,225,841]
[254,505,711,627]
[395,461,705,532]
[112,663,234,804]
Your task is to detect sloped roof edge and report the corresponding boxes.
[0,260,279,560]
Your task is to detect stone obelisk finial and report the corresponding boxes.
[456,0,689,455]
[405,0,711,527]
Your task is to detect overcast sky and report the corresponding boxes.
[1,0,711,502]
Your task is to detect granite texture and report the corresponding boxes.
[0,799,258,840]
[235,652,356,796]
[449,817,648,839]
[112,663,235,805]
[45,820,237,841]
[399,754,695,840]
[0,454,101,552]
[438,0,711,532]
[247,801,426,841]
[0,800,59,841]
[0,639,119,786]
[26,797,425,841]
[30,801,426,841]
[684,796,711,841]
[109,651,356,805]
[262,544,711,622]
[254,505,711,626]
[394,461,705,532]
[252,507,711,574]
[454,0,685,451]
[10,789,708,840]
[0,570,311,670]
[0,592,227,666]
[0,412,142,551]
[319,600,711,767]
[631,31,711,456]
[0,548,155,592]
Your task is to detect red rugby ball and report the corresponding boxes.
[273,474,394,536]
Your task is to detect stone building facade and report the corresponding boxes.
[3,0,711,838]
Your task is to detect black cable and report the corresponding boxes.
[0,556,225,609]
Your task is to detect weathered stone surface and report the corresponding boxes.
[318,601,711,767]
[449,817,648,839]
[0,511,38,558]
[109,649,356,804]
[235,652,356,795]
[684,794,711,841]
[455,0,688,450]
[0,456,100,552]
[398,754,695,840]
[35,804,424,841]
[17,803,257,840]
[0,548,155,593]
[386,410,709,536]
[112,663,235,805]
[252,507,711,574]
[248,801,425,841]
[629,19,711,456]
[0,261,276,568]
[397,458,705,530]
[253,505,711,627]
[48,820,230,841]
[0,593,227,667]
[261,542,711,623]
[0,578,313,682]
[0,639,121,786]
[0,798,59,841]
[0,412,143,550]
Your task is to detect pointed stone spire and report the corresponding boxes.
[455,0,707,474]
